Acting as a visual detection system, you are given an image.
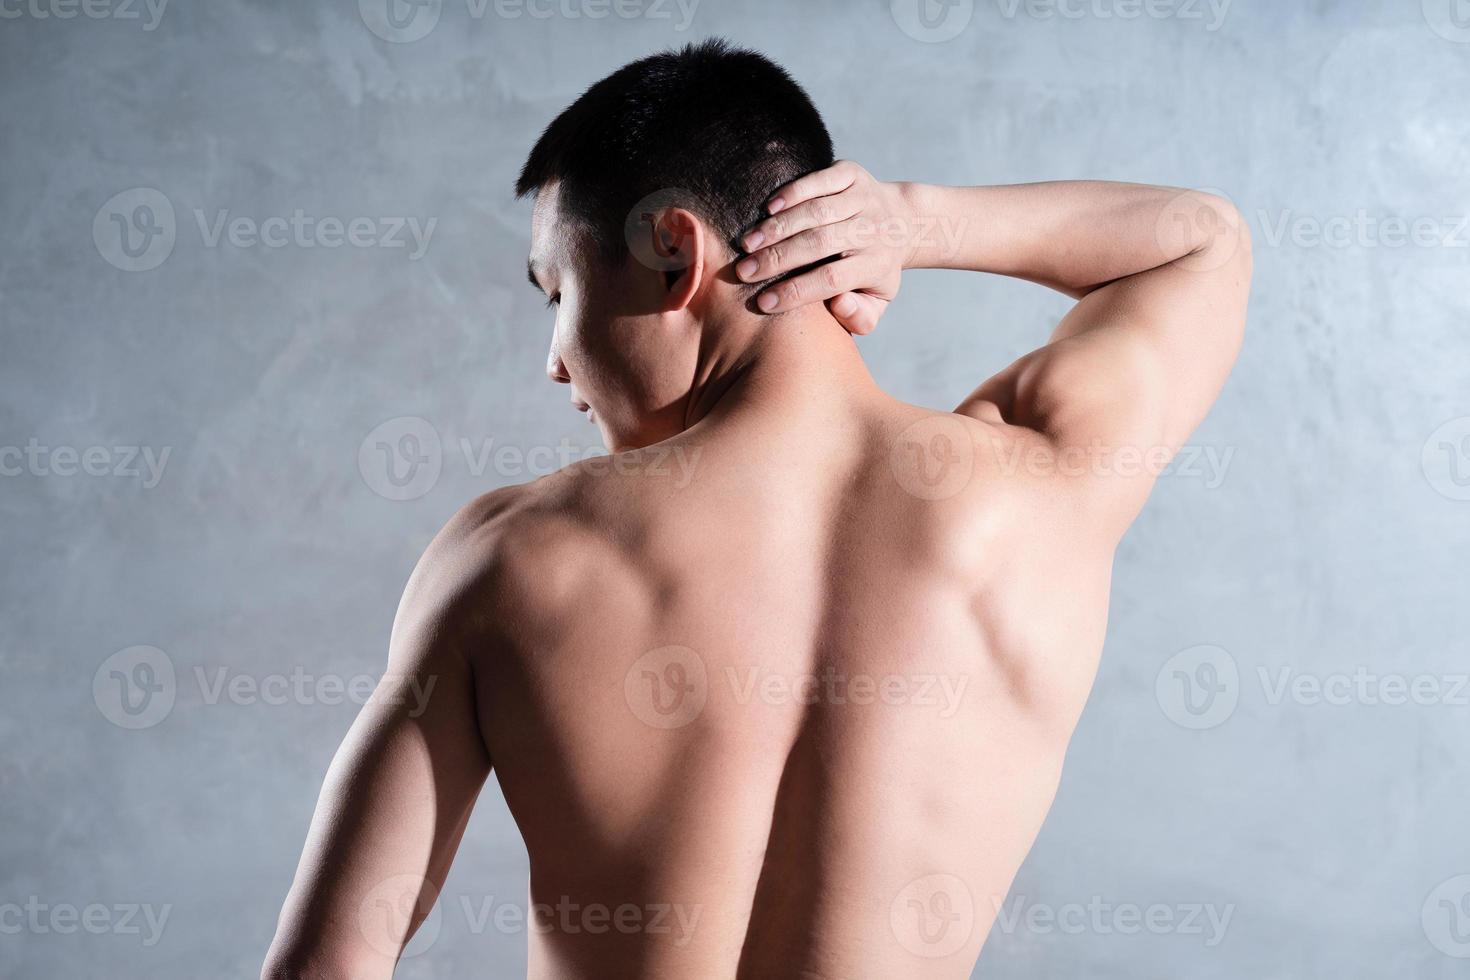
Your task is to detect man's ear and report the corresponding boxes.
[650,207,706,312]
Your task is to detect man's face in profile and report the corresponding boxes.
[528,181,702,453]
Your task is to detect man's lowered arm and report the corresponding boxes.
[261,505,499,980]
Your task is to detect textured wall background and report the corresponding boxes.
[2,1,1468,977]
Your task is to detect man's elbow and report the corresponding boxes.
[260,957,358,980]
[1197,193,1253,282]
[261,940,378,980]
[259,955,319,980]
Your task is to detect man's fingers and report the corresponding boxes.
[737,221,857,282]
[755,257,865,314]
[741,193,861,253]
[765,160,860,215]
[828,291,886,335]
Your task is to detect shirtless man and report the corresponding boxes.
[261,39,1250,980]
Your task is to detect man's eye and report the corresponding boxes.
[545,293,561,309]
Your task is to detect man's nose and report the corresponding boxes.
[546,340,571,384]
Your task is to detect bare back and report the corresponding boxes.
[260,172,1248,980]
[475,397,1118,979]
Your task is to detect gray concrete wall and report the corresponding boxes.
[2,1,1468,976]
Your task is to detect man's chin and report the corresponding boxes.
[595,418,627,453]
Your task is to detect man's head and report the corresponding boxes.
[517,38,833,450]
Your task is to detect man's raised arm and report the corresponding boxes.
[734,164,1252,518]
[908,179,1251,458]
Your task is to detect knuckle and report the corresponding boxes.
[782,279,804,303]
[820,264,842,291]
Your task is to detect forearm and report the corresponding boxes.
[901,180,1236,298]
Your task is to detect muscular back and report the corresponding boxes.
[262,177,1248,980]
[472,393,1121,979]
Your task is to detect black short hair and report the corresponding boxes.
[515,38,834,281]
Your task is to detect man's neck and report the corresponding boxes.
[680,301,884,435]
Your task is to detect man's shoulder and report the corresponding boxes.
[887,399,1153,523]
[409,473,643,640]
